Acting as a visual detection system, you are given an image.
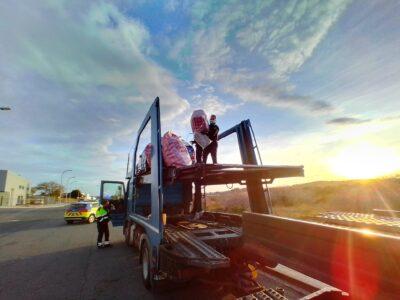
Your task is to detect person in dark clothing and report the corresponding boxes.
[96,200,111,248]
[194,141,203,163]
[203,114,219,164]
[193,128,209,164]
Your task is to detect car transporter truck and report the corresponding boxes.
[100,97,400,299]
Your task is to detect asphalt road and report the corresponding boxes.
[0,207,217,300]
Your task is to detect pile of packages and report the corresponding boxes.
[136,110,210,174]
[162,131,193,167]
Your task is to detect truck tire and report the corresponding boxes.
[140,239,152,290]
[66,220,73,224]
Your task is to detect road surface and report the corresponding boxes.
[0,207,218,300]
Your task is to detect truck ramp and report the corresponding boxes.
[314,211,400,235]
[242,212,400,299]
[162,227,230,269]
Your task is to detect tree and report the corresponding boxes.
[33,181,63,197]
[30,186,38,195]
[70,189,82,199]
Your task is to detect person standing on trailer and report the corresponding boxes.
[191,109,210,164]
[203,114,219,164]
[96,200,111,248]
[194,141,203,164]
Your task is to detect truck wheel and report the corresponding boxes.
[141,240,152,289]
[66,220,73,224]
[87,214,95,224]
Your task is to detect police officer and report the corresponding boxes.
[203,114,219,164]
[96,200,111,248]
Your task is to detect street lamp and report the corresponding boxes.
[60,169,72,201]
[65,176,76,202]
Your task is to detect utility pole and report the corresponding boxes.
[65,176,76,202]
[60,170,72,203]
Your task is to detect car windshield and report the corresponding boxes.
[70,203,89,209]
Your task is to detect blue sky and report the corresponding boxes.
[1,0,400,195]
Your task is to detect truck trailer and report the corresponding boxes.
[100,98,400,299]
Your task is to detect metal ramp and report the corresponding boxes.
[315,211,400,235]
[162,227,230,269]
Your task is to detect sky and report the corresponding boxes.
[1,0,400,195]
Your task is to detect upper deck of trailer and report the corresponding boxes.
[163,163,304,186]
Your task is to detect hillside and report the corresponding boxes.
[205,177,400,219]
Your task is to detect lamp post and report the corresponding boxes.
[60,170,72,202]
[65,176,75,203]
[68,180,78,199]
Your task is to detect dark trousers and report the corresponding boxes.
[203,141,218,164]
[97,222,109,243]
[195,143,203,163]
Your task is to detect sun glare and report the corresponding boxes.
[360,228,375,236]
[329,143,400,179]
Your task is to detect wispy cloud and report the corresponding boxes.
[1,0,399,193]
[235,1,351,78]
[327,113,400,126]
[192,94,242,116]
[0,1,188,192]
[327,117,371,125]
[222,71,333,113]
[170,0,350,113]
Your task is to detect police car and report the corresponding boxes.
[64,201,99,224]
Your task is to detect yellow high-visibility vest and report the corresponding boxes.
[96,206,107,218]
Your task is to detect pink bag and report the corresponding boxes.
[162,132,192,167]
[191,110,209,133]
[144,143,152,168]
[180,138,195,164]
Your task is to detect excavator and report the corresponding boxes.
[100,97,400,299]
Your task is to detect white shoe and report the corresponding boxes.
[97,242,104,248]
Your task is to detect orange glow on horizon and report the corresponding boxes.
[328,143,400,179]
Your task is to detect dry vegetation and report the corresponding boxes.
[205,177,400,219]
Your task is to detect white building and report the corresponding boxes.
[0,170,30,206]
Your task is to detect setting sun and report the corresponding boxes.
[328,143,400,179]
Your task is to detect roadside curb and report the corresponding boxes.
[0,204,68,209]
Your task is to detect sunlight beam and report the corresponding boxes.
[328,143,400,179]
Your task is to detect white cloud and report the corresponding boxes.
[0,0,189,194]
[235,1,351,78]
[1,1,186,111]
[221,70,333,112]
[192,95,242,116]
[173,0,350,113]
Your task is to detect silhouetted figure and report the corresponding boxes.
[203,114,219,164]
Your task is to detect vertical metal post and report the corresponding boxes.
[237,120,270,214]
[193,182,202,213]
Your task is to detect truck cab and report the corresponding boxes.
[100,98,400,299]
